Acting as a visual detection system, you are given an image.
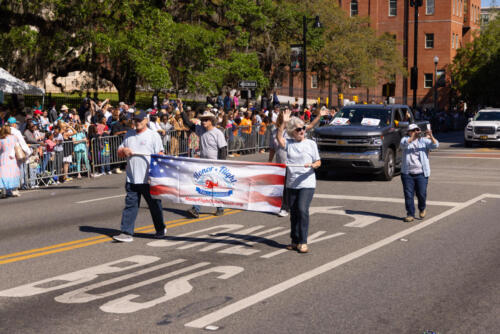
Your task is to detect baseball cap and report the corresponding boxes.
[34,110,43,115]
[7,117,18,124]
[132,110,148,121]
[61,105,69,111]
[408,123,420,131]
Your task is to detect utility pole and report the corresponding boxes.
[410,0,423,110]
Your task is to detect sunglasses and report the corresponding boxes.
[410,128,421,132]
[294,126,306,132]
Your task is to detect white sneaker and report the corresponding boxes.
[114,168,123,174]
[92,173,102,178]
[277,209,289,217]
[107,171,112,175]
[113,233,133,242]
[11,190,20,197]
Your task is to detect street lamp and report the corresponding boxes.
[302,15,322,111]
[433,56,439,112]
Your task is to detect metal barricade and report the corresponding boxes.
[90,135,126,174]
[26,139,93,187]
[226,124,267,155]
[163,130,189,156]
[23,125,274,188]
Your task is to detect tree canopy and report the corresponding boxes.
[450,16,500,107]
[0,0,405,103]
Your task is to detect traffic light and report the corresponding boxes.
[339,93,344,100]
[353,95,358,103]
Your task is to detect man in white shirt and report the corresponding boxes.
[112,110,167,243]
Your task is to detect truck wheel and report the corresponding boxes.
[381,148,395,181]
[464,140,472,148]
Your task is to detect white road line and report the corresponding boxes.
[435,149,499,152]
[432,156,500,160]
[313,194,461,207]
[75,194,125,204]
[434,181,500,186]
[434,166,500,171]
[185,193,498,329]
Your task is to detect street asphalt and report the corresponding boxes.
[0,131,499,334]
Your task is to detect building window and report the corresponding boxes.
[389,0,397,16]
[452,33,455,49]
[425,33,434,48]
[426,0,435,15]
[424,73,433,88]
[350,0,358,17]
[311,74,318,89]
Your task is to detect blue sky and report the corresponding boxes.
[482,0,496,7]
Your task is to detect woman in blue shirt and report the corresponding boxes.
[400,124,439,222]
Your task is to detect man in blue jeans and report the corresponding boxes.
[400,123,439,222]
[112,110,166,242]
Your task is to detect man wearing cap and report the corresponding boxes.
[184,110,228,218]
[400,123,439,223]
[112,110,166,242]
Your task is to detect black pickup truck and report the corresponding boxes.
[312,104,428,180]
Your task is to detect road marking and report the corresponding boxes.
[310,206,382,228]
[75,194,126,204]
[56,261,209,304]
[313,194,461,207]
[433,166,500,171]
[434,180,500,187]
[185,193,499,329]
[433,155,500,160]
[0,210,240,266]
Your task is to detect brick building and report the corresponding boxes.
[276,0,482,110]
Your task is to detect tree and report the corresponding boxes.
[0,1,175,101]
[450,16,500,107]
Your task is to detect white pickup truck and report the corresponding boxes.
[464,108,500,147]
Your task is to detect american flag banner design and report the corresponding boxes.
[149,155,286,213]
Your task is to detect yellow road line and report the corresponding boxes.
[0,210,240,266]
[0,215,209,261]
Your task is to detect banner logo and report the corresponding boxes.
[193,166,237,198]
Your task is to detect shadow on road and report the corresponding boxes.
[79,225,287,248]
[344,210,402,221]
[79,225,120,237]
[150,232,286,249]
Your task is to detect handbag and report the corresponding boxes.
[14,143,26,162]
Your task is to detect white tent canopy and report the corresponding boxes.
[0,67,45,95]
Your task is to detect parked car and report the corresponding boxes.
[312,104,428,181]
[464,108,500,147]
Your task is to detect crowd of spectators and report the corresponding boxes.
[0,92,334,197]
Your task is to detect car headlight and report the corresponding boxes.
[370,136,383,145]
[466,124,473,130]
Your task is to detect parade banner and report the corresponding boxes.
[149,155,286,213]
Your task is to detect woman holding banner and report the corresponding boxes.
[276,109,321,253]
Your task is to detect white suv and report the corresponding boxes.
[464,108,500,147]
